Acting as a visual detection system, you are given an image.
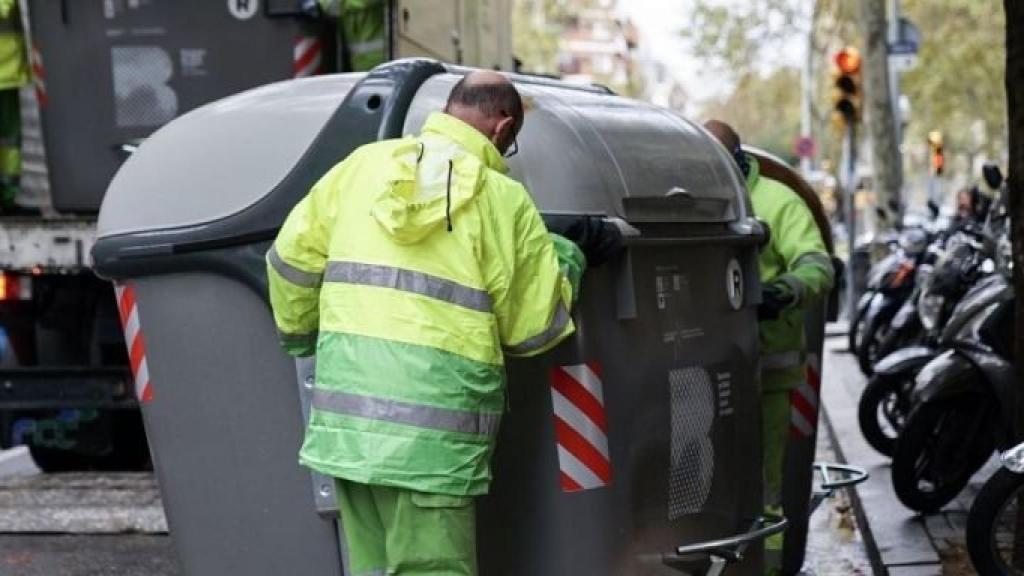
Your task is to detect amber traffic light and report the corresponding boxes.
[928,130,944,176]
[832,47,862,126]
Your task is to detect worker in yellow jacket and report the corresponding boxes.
[316,0,386,71]
[269,70,621,575]
[0,0,28,212]
[705,120,834,573]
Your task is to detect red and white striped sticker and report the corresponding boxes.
[115,284,153,403]
[790,353,821,438]
[550,363,612,492]
[293,36,323,78]
[30,43,47,106]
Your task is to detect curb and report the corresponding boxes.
[820,337,943,576]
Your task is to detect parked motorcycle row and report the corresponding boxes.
[851,164,1023,574]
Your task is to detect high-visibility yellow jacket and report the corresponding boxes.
[747,155,833,391]
[268,112,585,496]
[0,0,29,91]
[318,0,386,72]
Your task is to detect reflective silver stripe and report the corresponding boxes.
[793,252,833,272]
[504,304,571,355]
[325,261,492,313]
[312,389,501,436]
[761,350,803,370]
[267,246,322,288]
[776,274,805,305]
[349,38,386,55]
[279,330,318,349]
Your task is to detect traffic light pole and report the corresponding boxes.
[844,122,858,320]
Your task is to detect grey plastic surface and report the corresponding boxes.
[97,75,360,238]
[402,73,750,220]
[28,0,331,213]
[133,273,342,576]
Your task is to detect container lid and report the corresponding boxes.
[97,74,361,239]
[402,73,749,223]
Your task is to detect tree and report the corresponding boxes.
[858,0,902,221]
[1004,0,1024,440]
[701,68,803,163]
[902,0,1006,166]
[512,0,570,76]
[684,0,1007,200]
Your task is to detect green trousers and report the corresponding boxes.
[0,88,20,209]
[335,479,477,576]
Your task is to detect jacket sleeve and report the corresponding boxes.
[495,191,587,358]
[770,196,835,306]
[267,169,339,357]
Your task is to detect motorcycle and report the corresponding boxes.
[966,441,1024,575]
[857,165,1009,459]
[889,285,1014,513]
[853,226,933,376]
[857,263,1005,457]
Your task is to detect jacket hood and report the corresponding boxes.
[373,114,502,244]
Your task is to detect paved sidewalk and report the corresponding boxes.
[820,330,994,576]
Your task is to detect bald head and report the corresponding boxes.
[703,119,741,152]
[445,70,524,155]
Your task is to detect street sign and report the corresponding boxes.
[794,136,816,159]
[889,53,918,72]
[888,17,921,55]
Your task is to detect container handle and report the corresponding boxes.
[809,461,869,515]
[660,514,787,575]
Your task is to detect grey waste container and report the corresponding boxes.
[93,59,776,576]
[26,0,332,212]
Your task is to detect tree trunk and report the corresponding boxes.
[858,0,902,224]
[1006,0,1024,442]
[1006,2,1024,566]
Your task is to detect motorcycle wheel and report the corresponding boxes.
[857,321,890,376]
[967,467,1024,575]
[858,373,914,457]
[892,397,995,513]
[848,298,868,353]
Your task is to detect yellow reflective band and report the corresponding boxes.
[325,261,492,313]
[793,252,833,271]
[761,350,803,371]
[312,388,501,437]
[267,246,322,288]
[504,304,571,355]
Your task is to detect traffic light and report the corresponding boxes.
[832,47,862,127]
[928,130,944,176]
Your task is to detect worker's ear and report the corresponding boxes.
[493,115,517,153]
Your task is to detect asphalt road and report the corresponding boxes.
[0,535,179,576]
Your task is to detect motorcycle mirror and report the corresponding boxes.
[875,207,888,221]
[927,200,940,218]
[983,163,1004,190]
[887,198,901,213]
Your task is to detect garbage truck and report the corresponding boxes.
[90,58,790,575]
[0,0,512,471]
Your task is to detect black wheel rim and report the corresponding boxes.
[990,484,1024,574]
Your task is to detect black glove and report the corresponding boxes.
[758,282,796,321]
[547,215,624,267]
